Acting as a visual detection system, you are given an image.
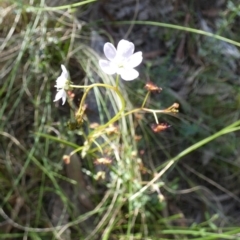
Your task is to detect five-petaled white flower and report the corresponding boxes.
[54,64,70,105]
[99,39,143,81]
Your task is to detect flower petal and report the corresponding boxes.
[61,91,67,105]
[55,76,66,88]
[55,65,69,89]
[104,43,117,61]
[125,51,143,68]
[60,64,69,79]
[117,40,134,58]
[99,59,117,75]
[120,68,139,81]
[54,89,67,105]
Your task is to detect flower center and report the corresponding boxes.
[117,63,124,68]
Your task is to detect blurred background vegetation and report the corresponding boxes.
[1,0,240,239]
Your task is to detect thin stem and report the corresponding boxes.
[153,112,158,124]
[70,83,126,139]
[71,83,121,119]
[123,107,165,118]
[90,106,166,131]
[70,83,111,89]
[88,106,167,136]
[89,86,125,138]
[141,91,150,108]
[70,146,84,157]
[70,83,178,146]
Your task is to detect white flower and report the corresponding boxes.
[54,89,67,105]
[99,39,143,81]
[54,64,70,105]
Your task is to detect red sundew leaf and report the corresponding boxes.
[151,123,171,133]
[145,81,162,93]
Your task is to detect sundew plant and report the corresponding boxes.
[53,39,179,161]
